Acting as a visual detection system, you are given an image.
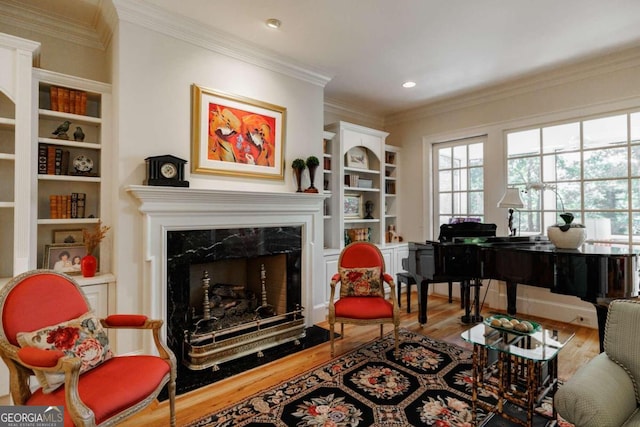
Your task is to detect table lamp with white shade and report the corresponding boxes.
[497,187,524,236]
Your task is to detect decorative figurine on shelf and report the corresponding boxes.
[364,200,374,219]
[73,126,85,142]
[52,120,71,140]
[304,156,319,193]
[291,158,306,192]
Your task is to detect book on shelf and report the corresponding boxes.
[38,144,48,174]
[50,86,58,112]
[61,150,70,175]
[54,148,63,175]
[385,152,396,165]
[48,86,88,115]
[386,182,396,194]
[71,193,78,218]
[76,193,86,218]
[69,91,76,114]
[38,144,70,175]
[49,195,57,219]
[324,157,331,170]
[80,91,87,115]
[46,145,56,174]
[48,193,86,219]
[60,88,70,113]
[344,174,359,187]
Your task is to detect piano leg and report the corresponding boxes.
[461,279,484,324]
[461,280,470,320]
[506,281,518,316]
[595,304,608,353]
[473,279,483,323]
[417,280,430,326]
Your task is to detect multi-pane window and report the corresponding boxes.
[433,138,485,235]
[507,111,639,247]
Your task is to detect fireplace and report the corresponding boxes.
[166,226,305,370]
[126,186,327,364]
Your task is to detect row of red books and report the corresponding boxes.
[50,86,87,115]
[49,193,86,219]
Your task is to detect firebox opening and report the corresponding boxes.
[188,254,288,329]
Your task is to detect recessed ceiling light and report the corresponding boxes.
[402,81,416,88]
[266,18,281,29]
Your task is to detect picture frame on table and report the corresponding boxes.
[43,244,87,275]
[191,84,286,180]
[52,229,84,244]
[346,146,369,169]
[344,194,363,218]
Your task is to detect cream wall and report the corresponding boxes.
[111,20,325,353]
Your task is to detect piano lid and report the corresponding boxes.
[438,222,497,243]
[452,235,547,244]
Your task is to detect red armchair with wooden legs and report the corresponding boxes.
[0,270,176,427]
[328,242,400,357]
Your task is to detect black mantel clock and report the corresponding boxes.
[144,155,189,187]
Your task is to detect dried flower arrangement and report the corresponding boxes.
[83,220,111,255]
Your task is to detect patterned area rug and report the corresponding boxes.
[187,329,573,426]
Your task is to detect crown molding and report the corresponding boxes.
[385,45,640,126]
[112,0,331,88]
[96,0,117,49]
[324,97,385,129]
[0,0,106,51]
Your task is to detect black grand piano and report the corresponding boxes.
[404,222,639,350]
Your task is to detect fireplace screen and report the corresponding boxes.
[166,226,305,370]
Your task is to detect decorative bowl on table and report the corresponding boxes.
[484,314,541,335]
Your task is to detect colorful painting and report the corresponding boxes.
[191,84,286,179]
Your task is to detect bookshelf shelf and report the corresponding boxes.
[38,109,102,125]
[38,137,101,149]
[37,218,100,225]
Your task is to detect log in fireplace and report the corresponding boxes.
[166,226,305,370]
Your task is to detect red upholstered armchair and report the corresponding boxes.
[328,242,400,357]
[0,270,176,427]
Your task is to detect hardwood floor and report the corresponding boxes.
[120,292,600,427]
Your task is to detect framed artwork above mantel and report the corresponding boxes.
[191,84,286,180]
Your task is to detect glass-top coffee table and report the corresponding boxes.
[461,317,575,427]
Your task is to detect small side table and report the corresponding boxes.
[461,320,575,427]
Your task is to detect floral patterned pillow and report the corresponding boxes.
[339,266,383,298]
[17,311,113,393]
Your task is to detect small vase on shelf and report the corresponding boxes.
[81,220,111,277]
[304,156,320,193]
[292,158,306,192]
[81,254,97,277]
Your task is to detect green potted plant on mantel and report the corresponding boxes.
[291,158,306,192]
[304,156,320,193]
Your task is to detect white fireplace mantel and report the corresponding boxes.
[126,185,328,351]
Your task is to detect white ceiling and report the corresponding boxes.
[15,0,640,117]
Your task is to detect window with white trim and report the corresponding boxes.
[433,137,485,236]
[506,111,639,247]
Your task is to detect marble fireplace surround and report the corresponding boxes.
[126,185,327,354]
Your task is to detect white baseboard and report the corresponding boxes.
[430,280,598,329]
